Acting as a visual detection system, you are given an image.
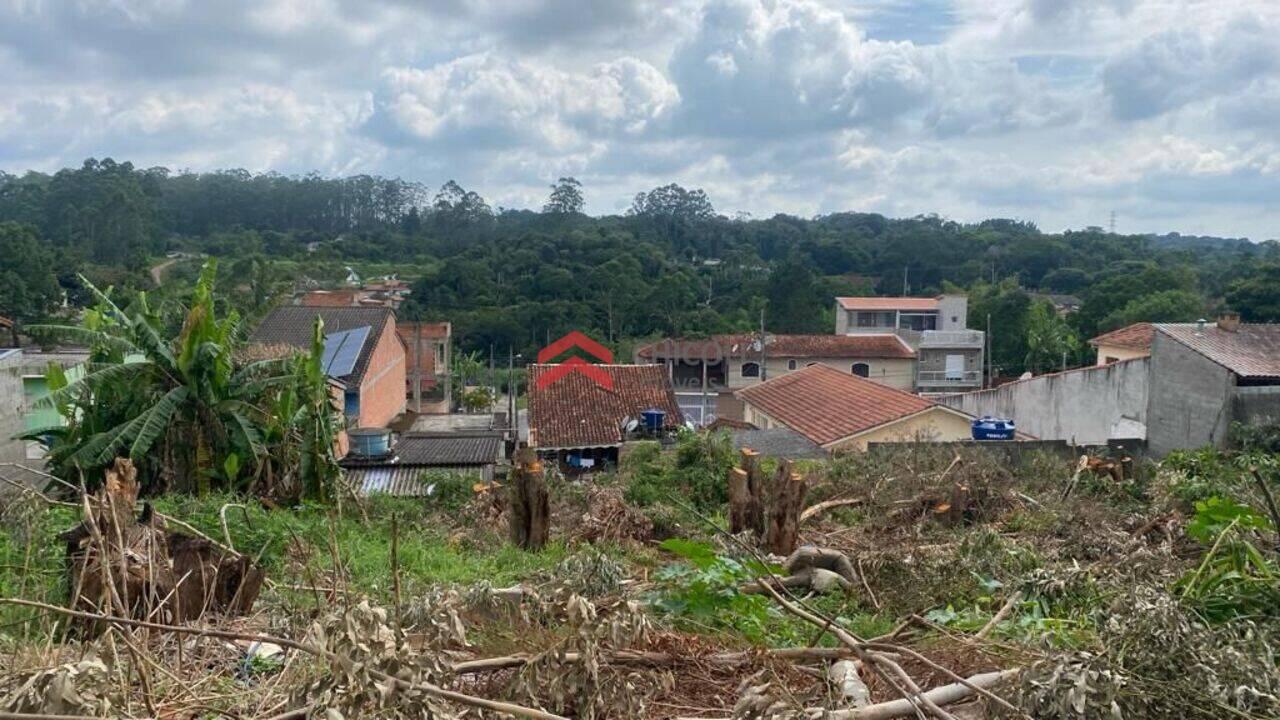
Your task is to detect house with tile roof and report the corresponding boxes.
[635,333,918,426]
[1089,322,1154,365]
[940,314,1280,455]
[1147,315,1280,455]
[833,294,985,393]
[735,364,973,452]
[249,306,406,430]
[527,363,683,467]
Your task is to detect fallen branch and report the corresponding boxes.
[976,591,1022,640]
[811,669,1020,720]
[453,646,861,675]
[800,497,864,523]
[0,598,566,720]
[1250,467,1280,552]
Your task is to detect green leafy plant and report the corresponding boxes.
[1176,496,1279,622]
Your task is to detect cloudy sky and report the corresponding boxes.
[2,0,1278,239]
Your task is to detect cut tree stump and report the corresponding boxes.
[60,458,264,630]
[739,448,766,535]
[763,459,807,556]
[508,448,550,551]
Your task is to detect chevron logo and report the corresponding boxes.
[536,331,614,389]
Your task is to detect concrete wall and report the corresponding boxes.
[830,407,973,452]
[1232,386,1280,426]
[0,351,26,464]
[937,295,967,330]
[938,357,1149,445]
[1146,331,1234,456]
[727,356,916,391]
[356,318,407,429]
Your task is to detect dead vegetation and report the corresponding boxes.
[0,441,1277,718]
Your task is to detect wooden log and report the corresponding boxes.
[508,448,550,551]
[814,669,1020,719]
[763,460,807,556]
[728,467,753,534]
[740,448,766,535]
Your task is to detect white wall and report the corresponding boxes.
[938,358,1149,444]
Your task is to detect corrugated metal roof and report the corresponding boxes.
[345,467,481,496]
[340,433,502,468]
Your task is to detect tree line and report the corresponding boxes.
[3,158,1279,378]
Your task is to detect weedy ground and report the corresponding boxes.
[0,437,1277,718]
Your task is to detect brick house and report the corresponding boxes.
[250,307,406,429]
[397,321,452,413]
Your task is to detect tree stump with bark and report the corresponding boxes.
[60,458,264,631]
[728,448,765,535]
[508,448,550,551]
[763,459,807,556]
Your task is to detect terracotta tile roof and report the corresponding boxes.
[735,364,939,446]
[636,334,914,361]
[527,364,684,449]
[250,307,393,386]
[1089,322,1154,351]
[1156,323,1280,378]
[299,290,359,307]
[836,296,940,311]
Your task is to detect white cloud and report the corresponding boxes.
[1,0,1280,237]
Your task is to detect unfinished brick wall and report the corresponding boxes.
[356,318,407,428]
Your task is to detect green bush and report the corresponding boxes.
[623,431,735,511]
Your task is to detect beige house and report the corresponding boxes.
[1089,322,1154,365]
[736,364,974,452]
[634,334,917,425]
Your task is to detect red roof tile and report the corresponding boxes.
[1157,323,1280,378]
[527,364,684,449]
[636,334,914,361]
[299,290,358,307]
[735,364,939,446]
[1089,322,1154,351]
[836,296,940,311]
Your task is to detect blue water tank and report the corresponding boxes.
[350,428,393,457]
[640,409,666,433]
[971,416,1015,441]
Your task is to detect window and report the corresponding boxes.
[1104,356,1119,364]
[851,363,870,377]
[741,362,760,378]
[857,311,894,328]
[787,359,797,370]
[944,354,965,380]
[898,313,938,331]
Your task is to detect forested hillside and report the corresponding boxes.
[3,158,1279,376]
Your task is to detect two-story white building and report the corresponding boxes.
[833,295,985,394]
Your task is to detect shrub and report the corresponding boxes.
[622,432,735,511]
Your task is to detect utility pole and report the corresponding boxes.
[759,308,768,382]
[902,266,909,295]
[700,357,708,427]
[507,347,516,443]
[488,344,495,414]
[986,313,992,388]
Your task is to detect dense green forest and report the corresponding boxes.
[3,158,1279,377]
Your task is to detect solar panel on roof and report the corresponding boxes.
[321,325,371,378]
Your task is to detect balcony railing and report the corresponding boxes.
[916,369,983,386]
[918,330,985,348]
